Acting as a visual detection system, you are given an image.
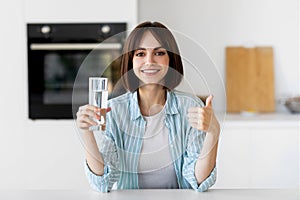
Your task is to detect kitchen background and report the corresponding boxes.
[0,0,299,190]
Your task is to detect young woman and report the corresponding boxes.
[76,21,220,192]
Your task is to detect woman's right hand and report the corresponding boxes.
[77,105,109,175]
[76,105,111,131]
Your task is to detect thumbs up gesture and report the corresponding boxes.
[188,95,220,135]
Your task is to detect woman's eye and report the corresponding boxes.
[135,52,145,57]
[155,51,166,56]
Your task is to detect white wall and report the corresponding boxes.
[0,0,137,190]
[139,0,299,112]
[25,0,138,30]
[0,0,25,190]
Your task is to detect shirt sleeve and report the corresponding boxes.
[182,128,217,192]
[84,131,120,193]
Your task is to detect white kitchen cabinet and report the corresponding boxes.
[214,113,300,189]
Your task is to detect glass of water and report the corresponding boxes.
[89,77,108,131]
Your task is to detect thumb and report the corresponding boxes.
[205,95,213,107]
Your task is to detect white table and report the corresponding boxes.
[0,189,298,200]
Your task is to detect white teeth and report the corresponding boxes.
[141,69,160,73]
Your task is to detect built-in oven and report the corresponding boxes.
[27,23,127,119]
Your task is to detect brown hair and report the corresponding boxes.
[120,21,184,92]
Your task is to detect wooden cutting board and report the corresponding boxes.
[226,47,275,113]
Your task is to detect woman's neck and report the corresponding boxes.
[138,84,166,116]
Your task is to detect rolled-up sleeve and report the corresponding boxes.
[182,128,217,192]
[84,131,120,192]
[84,162,115,192]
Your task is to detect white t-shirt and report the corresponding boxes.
[138,108,179,189]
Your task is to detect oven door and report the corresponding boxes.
[28,43,125,119]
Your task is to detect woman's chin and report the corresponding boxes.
[139,82,165,88]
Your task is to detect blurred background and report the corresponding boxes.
[0,0,298,191]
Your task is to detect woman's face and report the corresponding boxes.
[132,31,169,86]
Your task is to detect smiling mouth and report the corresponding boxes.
[141,69,160,73]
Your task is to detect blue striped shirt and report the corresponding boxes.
[84,90,217,192]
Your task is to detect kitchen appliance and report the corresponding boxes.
[27,23,127,119]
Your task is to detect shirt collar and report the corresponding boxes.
[165,90,179,115]
[129,91,142,121]
[129,90,179,121]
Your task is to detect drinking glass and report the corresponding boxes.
[89,77,108,131]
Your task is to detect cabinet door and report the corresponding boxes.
[249,127,299,188]
[214,125,299,188]
[214,128,252,188]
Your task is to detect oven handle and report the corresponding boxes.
[30,43,122,50]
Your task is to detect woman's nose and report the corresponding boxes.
[145,53,154,64]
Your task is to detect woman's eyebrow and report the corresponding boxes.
[135,46,165,51]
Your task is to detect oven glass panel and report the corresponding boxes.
[43,50,117,105]
[44,52,84,104]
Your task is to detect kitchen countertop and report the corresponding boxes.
[221,113,300,127]
[0,189,298,200]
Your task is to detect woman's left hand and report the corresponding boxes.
[188,95,220,136]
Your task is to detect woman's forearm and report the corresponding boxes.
[195,115,220,184]
[83,130,105,176]
[195,134,218,184]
